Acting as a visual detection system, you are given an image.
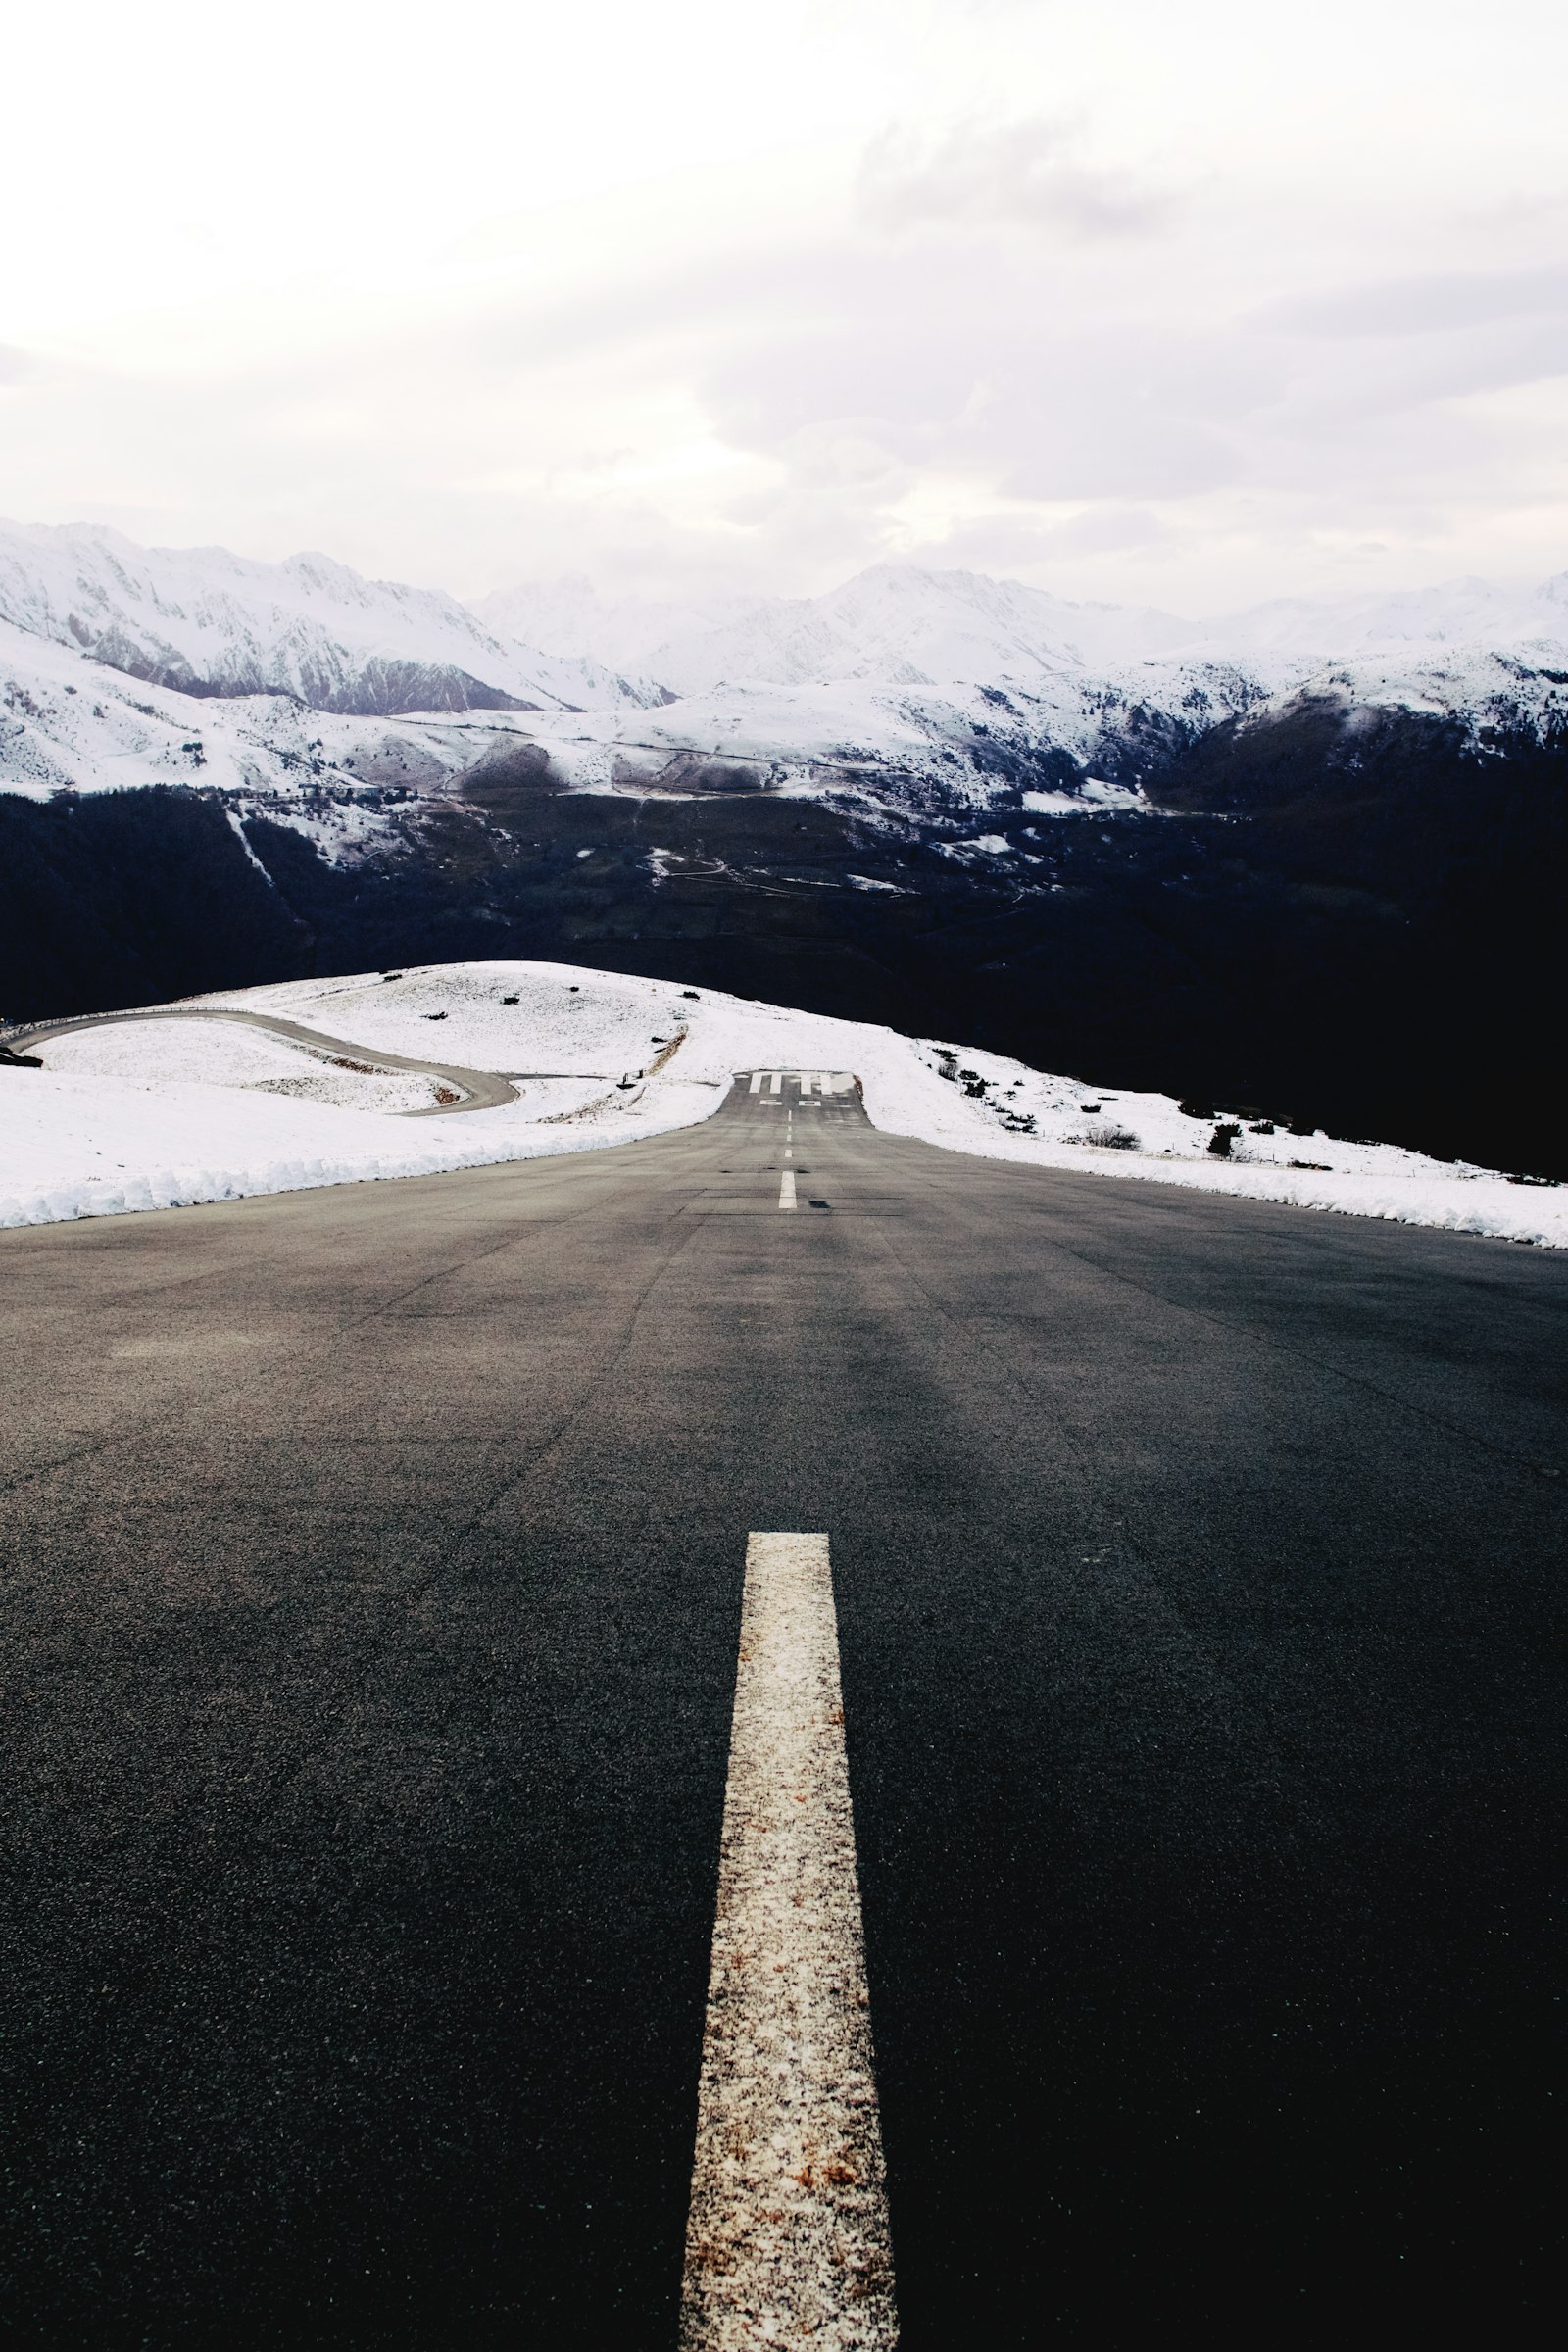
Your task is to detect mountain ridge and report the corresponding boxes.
[5,521,1564,830]
[0,519,666,721]
[470,555,1568,694]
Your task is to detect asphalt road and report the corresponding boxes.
[12,1007,520,1113]
[0,1076,1561,2346]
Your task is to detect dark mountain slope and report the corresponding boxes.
[3,698,1563,1175]
[0,789,311,1023]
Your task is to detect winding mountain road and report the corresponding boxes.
[10,1005,520,1113]
[0,1074,1560,2345]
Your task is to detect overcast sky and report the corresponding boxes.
[3,0,1565,612]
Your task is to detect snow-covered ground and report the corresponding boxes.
[38,1018,445,1113]
[3,961,1562,1247]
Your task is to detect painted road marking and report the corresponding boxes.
[746,1070,857,1095]
[778,1170,798,1210]
[679,1535,897,2350]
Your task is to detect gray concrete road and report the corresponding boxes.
[0,1074,1561,2346]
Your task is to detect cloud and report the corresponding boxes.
[696,248,1276,504]
[4,4,1567,614]
[858,114,1172,239]
[1258,316,1568,445]
[1263,264,1568,339]
[903,504,1174,574]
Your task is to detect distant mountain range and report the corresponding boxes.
[3,519,1564,1177]
[472,559,1568,695]
[3,519,1565,819]
[0,520,666,723]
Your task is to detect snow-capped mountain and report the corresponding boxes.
[3,524,1566,829]
[0,607,1230,818]
[0,521,662,719]
[474,564,1209,694]
[1203,571,1568,663]
[464,558,1568,807]
[471,558,1568,698]
[0,611,495,812]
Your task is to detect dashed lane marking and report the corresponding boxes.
[778,1170,798,1210]
[678,1535,898,2350]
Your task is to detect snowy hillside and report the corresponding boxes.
[0,519,658,718]
[4,960,1561,1247]
[0,601,1243,822]
[398,672,1219,804]
[467,558,1568,791]
[6,601,1563,855]
[0,612,503,816]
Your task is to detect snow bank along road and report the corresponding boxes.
[0,1073,1560,2345]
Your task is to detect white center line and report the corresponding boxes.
[679,1534,898,2350]
[778,1169,798,1210]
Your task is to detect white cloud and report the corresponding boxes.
[858,114,1172,238]
[0,0,1564,608]
[1265,265,1568,340]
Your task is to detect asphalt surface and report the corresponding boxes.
[12,1007,520,1113]
[0,1077,1561,2347]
